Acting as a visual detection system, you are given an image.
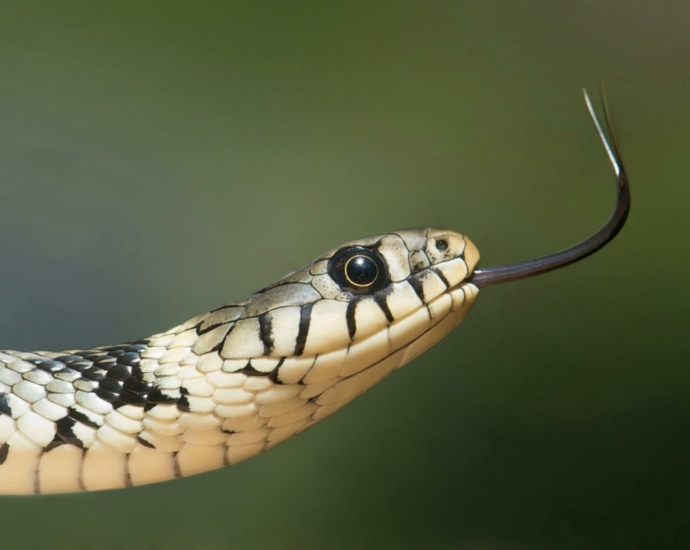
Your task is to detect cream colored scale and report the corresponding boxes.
[0,90,628,494]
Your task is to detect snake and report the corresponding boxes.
[0,90,629,494]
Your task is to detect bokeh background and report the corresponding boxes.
[0,2,687,549]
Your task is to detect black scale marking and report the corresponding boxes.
[294,303,314,356]
[176,395,191,412]
[136,435,155,449]
[56,416,85,448]
[373,294,394,323]
[431,267,451,289]
[345,300,358,340]
[0,298,315,451]
[0,394,11,416]
[258,314,274,355]
[407,275,426,302]
[0,338,218,450]
[240,362,269,377]
[44,434,67,452]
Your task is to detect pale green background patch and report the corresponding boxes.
[0,2,687,549]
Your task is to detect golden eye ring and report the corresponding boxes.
[343,254,379,288]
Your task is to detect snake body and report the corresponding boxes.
[0,228,479,494]
[0,91,630,495]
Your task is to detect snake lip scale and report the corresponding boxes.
[0,90,628,494]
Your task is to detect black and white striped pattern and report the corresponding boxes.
[0,228,480,494]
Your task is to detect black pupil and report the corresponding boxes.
[345,255,378,287]
[436,239,448,251]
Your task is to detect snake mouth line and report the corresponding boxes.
[450,279,477,292]
[348,280,478,372]
[303,280,479,415]
[362,278,477,359]
[259,279,479,387]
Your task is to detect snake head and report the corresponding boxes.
[303,228,481,353]
[196,228,480,365]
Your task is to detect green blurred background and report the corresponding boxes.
[0,1,687,548]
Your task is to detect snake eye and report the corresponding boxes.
[328,246,390,294]
[344,255,378,287]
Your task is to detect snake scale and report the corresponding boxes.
[0,91,629,494]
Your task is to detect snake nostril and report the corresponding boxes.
[435,239,448,251]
